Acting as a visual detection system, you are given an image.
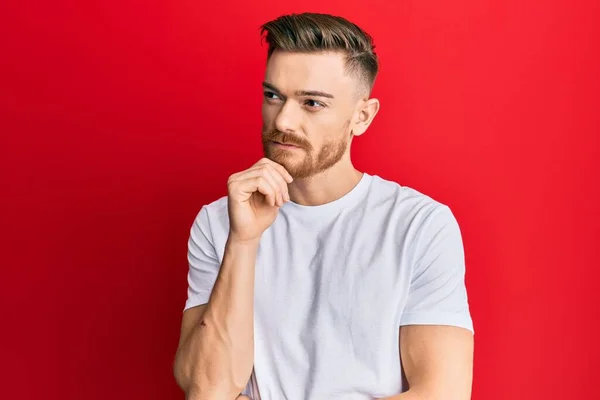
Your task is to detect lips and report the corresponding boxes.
[273,141,300,148]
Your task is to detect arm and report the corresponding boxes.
[173,238,258,400]
[380,325,474,400]
[174,159,292,400]
[381,205,474,400]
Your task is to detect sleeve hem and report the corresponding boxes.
[399,311,474,334]
[183,292,211,312]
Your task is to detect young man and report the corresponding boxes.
[174,13,474,400]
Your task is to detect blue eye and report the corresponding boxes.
[305,99,324,109]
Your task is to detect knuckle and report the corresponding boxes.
[265,163,281,176]
[260,165,271,175]
[226,182,237,194]
[228,171,243,183]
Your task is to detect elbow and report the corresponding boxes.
[173,356,243,400]
[173,353,191,393]
[173,363,203,400]
[173,347,201,396]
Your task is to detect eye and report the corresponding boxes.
[304,99,325,109]
[264,91,281,101]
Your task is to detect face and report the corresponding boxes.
[261,50,379,179]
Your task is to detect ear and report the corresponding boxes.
[352,98,380,137]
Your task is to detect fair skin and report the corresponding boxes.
[174,50,473,400]
[260,51,379,203]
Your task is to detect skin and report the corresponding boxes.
[174,49,474,400]
[261,50,379,205]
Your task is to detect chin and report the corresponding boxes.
[283,162,317,179]
[266,149,300,165]
[265,155,307,179]
[274,157,300,173]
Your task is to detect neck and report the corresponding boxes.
[288,158,363,206]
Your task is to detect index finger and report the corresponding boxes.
[258,158,293,183]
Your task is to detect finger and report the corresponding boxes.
[257,166,285,206]
[263,164,290,203]
[257,158,293,183]
[237,175,277,207]
[251,161,292,200]
[253,176,278,207]
[252,165,289,204]
[231,168,283,206]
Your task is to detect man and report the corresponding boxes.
[174,12,474,400]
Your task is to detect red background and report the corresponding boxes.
[1,1,598,399]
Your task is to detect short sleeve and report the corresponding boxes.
[399,205,474,333]
[184,206,221,311]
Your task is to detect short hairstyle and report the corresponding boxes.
[260,13,379,95]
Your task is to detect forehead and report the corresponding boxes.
[264,50,356,96]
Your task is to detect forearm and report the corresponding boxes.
[175,238,258,400]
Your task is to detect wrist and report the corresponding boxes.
[226,235,261,250]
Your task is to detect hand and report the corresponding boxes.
[227,158,293,243]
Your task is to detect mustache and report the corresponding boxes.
[262,130,312,150]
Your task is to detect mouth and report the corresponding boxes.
[272,141,301,150]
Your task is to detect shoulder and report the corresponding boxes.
[367,174,454,224]
[190,195,230,236]
[203,195,229,218]
[364,175,463,256]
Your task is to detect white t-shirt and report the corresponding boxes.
[184,172,473,400]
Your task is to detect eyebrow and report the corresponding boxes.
[262,81,335,99]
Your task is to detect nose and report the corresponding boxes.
[274,100,300,133]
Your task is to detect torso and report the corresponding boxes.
[208,173,444,400]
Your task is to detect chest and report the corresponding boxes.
[255,213,413,315]
[251,216,412,398]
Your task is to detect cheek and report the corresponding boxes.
[261,103,277,123]
[308,116,348,142]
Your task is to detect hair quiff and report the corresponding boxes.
[260,13,379,94]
